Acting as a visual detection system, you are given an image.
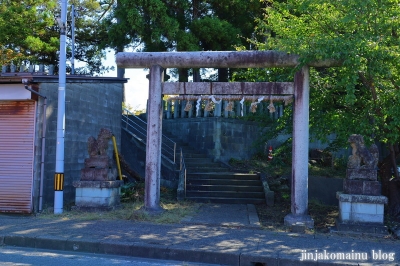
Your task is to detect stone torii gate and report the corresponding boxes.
[116,51,338,228]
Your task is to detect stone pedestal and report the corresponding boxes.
[73,128,122,211]
[81,155,116,181]
[337,192,387,223]
[73,181,123,211]
[334,134,387,234]
[336,192,388,234]
[346,168,377,180]
[343,179,381,196]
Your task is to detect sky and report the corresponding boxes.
[101,51,149,111]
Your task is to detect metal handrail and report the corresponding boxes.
[122,108,177,165]
[179,148,187,198]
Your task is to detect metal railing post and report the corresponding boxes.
[122,108,177,166]
[180,149,182,171]
[184,168,187,198]
[174,143,176,164]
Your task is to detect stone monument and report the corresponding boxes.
[336,134,388,234]
[73,128,123,211]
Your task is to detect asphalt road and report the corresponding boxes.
[0,246,222,266]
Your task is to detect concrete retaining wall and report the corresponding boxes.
[34,81,124,210]
[120,129,178,188]
[163,117,286,163]
[162,117,347,163]
[308,176,343,206]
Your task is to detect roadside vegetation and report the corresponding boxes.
[229,151,399,238]
[38,151,399,238]
[39,183,199,224]
[229,151,346,234]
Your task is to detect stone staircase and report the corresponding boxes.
[164,132,266,204]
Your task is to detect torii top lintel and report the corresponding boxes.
[116,51,340,69]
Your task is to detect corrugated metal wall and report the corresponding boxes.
[0,101,36,213]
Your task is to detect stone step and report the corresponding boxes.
[186,184,264,192]
[164,136,182,142]
[176,143,191,148]
[164,130,265,205]
[184,197,265,204]
[185,162,221,168]
[186,178,262,186]
[186,190,265,199]
[186,167,229,173]
[182,149,205,155]
[187,173,260,180]
[183,153,209,159]
[184,158,214,163]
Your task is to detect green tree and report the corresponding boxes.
[102,0,265,81]
[252,0,400,218]
[0,0,113,74]
[68,0,116,74]
[102,0,180,52]
[0,0,58,66]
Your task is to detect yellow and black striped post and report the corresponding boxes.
[54,173,64,191]
[112,135,123,181]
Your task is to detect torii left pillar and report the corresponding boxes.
[144,65,164,213]
[284,66,314,228]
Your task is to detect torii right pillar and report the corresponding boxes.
[284,65,314,229]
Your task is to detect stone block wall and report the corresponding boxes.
[162,117,348,164]
[120,129,178,188]
[33,80,124,210]
[163,117,287,163]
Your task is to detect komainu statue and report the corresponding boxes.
[87,128,113,157]
[81,128,116,181]
[347,134,379,169]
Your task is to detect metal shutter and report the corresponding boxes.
[0,101,36,213]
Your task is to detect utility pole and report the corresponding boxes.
[54,0,67,214]
[71,4,75,75]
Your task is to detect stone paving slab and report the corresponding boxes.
[181,204,260,228]
[0,205,399,265]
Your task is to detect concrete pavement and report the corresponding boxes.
[0,204,399,266]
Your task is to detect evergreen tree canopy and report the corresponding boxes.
[0,0,113,74]
[102,0,264,53]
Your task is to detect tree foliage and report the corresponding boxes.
[0,0,58,66]
[250,0,400,218]
[0,0,113,74]
[259,0,400,145]
[102,0,265,80]
[68,0,115,74]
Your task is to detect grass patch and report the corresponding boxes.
[255,199,339,234]
[232,154,343,234]
[38,183,199,224]
[308,199,339,233]
[229,157,346,178]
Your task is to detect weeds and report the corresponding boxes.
[38,183,199,224]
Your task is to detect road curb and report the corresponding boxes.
[2,235,240,265]
[2,235,398,266]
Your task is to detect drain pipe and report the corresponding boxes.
[23,82,47,212]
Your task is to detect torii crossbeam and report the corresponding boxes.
[116,50,340,228]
